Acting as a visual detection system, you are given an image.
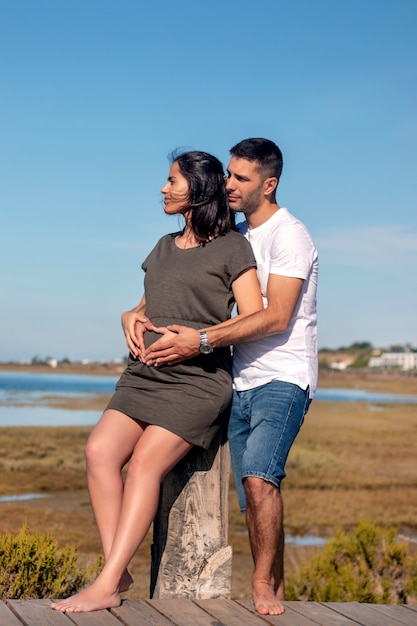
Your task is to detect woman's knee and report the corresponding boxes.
[126,448,162,484]
[126,440,181,484]
[86,412,142,471]
[85,431,108,469]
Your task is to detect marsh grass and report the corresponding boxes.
[0,523,102,600]
[317,369,417,395]
[0,372,416,599]
[0,427,90,493]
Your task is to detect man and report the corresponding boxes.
[128,138,318,616]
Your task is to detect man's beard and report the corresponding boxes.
[240,185,264,215]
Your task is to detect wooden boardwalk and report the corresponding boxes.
[1,598,416,625]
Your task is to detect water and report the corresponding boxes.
[286,534,328,547]
[0,371,117,426]
[0,370,117,398]
[315,387,417,404]
[0,405,102,426]
[0,493,50,503]
[0,372,117,427]
[0,370,416,427]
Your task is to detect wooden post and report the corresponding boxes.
[150,424,232,598]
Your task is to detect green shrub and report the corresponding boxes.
[286,519,417,604]
[0,524,102,600]
[406,553,417,600]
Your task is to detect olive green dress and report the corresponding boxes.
[106,230,256,448]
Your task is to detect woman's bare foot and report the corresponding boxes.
[119,569,134,593]
[252,579,285,616]
[50,579,121,613]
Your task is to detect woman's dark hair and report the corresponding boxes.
[171,150,235,244]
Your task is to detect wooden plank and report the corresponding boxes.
[148,597,227,625]
[368,604,417,626]
[284,600,362,625]
[324,601,415,626]
[5,598,417,626]
[239,599,337,625]
[7,599,71,625]
[194,598,270,625]
[0,601,24,626]
[405,606,417,614]
[110,599,175,625]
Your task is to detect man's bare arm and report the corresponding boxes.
[145,274,303,365]
[208,274,303,346]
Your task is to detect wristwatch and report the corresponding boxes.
[199,331,213,354]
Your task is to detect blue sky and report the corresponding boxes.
[1,0,416,361]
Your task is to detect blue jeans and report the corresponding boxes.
[228,380,311,511]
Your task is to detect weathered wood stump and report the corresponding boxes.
[150,424,232,598]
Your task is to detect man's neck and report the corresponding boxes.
[245,201,280,229]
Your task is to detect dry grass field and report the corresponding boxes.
[0,365,416,599]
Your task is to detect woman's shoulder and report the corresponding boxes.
[211,230,255,265]
[142,232,180,267]
[217,229,253,253]
[161,231,182,242]
[150,232,181,249]
[218,229,249,245]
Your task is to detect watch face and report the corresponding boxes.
[199,331,213,354]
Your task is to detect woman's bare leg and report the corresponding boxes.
[85,410,144,590]
[51,425,193,613]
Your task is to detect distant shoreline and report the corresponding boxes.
[0,362,125,377]
[1,361,416,395]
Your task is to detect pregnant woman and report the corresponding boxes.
[51,149,262,613]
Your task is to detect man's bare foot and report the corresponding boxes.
[119,569,134,593]
[50,580,121,613]
[252,579,285,616]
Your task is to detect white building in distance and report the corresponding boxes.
[368,352,417,371]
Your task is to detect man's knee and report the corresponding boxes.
[244,476,279,506]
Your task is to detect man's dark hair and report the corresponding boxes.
[172,150,235,243]
[230,138,283,181]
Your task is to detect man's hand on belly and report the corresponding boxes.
[144,325,200,366]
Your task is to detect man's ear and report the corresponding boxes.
[264,177,278,196]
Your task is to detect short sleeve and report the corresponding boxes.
[223,231,257,287]
[269,222,315,280]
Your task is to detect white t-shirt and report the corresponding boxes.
[233,208,318,399]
